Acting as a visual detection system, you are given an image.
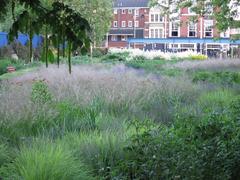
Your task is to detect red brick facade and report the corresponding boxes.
[107,1,231,54]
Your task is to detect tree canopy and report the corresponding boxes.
[64,0,113,47]
[0,0,92,73]
[150,0,240,36]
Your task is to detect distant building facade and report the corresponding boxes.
[106,0,240,57]
[107,0,149,49]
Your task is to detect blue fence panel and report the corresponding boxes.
[17,34,28,46]
[0,32,43,48]
[0,32,8,48]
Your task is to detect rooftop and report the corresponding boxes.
[113,0,149,8]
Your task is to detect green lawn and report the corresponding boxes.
[0,67,40,80]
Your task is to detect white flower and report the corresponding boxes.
[109,48,203,60]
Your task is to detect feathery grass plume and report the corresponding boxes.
[1,139,93,180]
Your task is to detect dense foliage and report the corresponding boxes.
[0,58,240,179]
[0,0,91,72]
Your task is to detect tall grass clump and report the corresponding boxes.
[62,130,129,179]
[1,140,93,180]
[0,143,12,168]
[197,89,236,113]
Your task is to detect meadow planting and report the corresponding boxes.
[0,56,240,179]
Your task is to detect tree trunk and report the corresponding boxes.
[45,25,48,68]
[68,42,72,74]
[57,34,60,68]
[62,27,65,58]
[29,16,33,63]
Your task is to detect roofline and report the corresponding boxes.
[113,7,149,9]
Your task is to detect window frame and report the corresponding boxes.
[188,22,197,37]
[122,21,126,27]
[128,9,133,14]
[171,22,180,37]
[128,21,133,27]
[111,35,117,41]
[135,21,139,27]
[113,21,118,28]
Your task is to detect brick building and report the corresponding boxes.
[107,0,149,49]
[107,0,240,57]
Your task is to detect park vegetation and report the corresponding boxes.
[0,0,240,179]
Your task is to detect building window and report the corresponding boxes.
[171,22,179,37]
[135,21,139,27]
[121,36,127,41]
[122,21,126,27]
[159,29,164,38]
[150,14,164,22]
[149,28,164,38]
[114,9,118,14]
[128,9,132,14]
[128,21,133,27]
[122,9,126,14]
[151,14,154,22]
[155,14,159,22]
[135,9,139,16]
[150,29,154,38]
[180,44,195,51]
[111,35,117,41]
[159,16,164,22]
[155,29,159,38]
[188,22,196,37]
[113,21,118,27]
[204,20,213,37]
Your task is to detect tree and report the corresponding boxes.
[64,0,113,47]
[0,0,91,73]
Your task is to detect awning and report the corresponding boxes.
[128,38,240,45]
[109,29,134,35]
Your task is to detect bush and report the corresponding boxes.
[189,54,208,60]
[0,143,12,168]
[1,140,93,180]
[63,131,127,179]
[193,71,240,85]
[31,80,53,104]
[101,52,129,62]
[55,101,98,132]
[92,48,108,58]
[0,59,11,75]
[111,96,240,179]
[197,89,236,113]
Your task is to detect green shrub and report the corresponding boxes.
[197,89,235,113]
[0,144,11,168]
[101,52,129,62]
[131,55,146,61]
[189,54,208,60]
[92,48,107,58]
[55,101,98,132]
[63,131,126,179]
[193,71,240,85]
[0,59,11,75]
[112,106,240,180]
[1,140,93,180]
[31,80,53,104]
